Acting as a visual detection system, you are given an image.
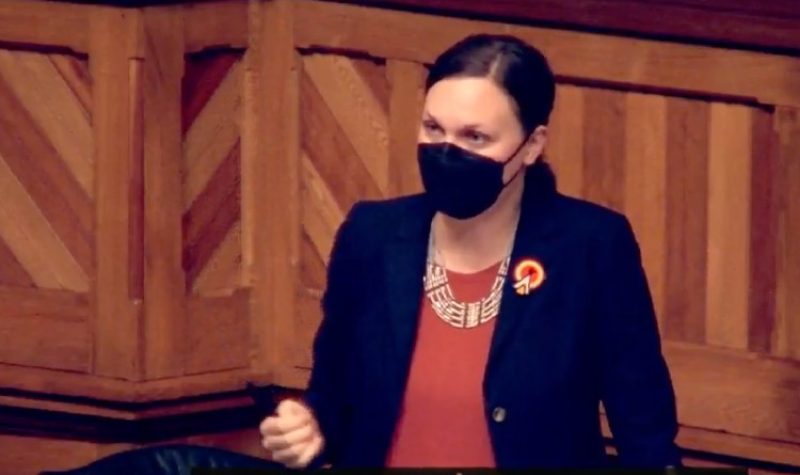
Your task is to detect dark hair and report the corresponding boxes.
[426,34,556,136]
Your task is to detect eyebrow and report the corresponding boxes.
[422,112,487,130]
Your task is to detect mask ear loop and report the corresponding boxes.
[501,133,534,186]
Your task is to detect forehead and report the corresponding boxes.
[423,77,519,129]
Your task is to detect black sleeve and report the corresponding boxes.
[303,202,363,467]
[594,216,682,467]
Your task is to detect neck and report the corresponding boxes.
[433,174,524,273]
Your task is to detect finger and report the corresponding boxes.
[272,443,307,466]
[259,416,281,436]
[261,411,310,436]
[295,434,324,468]
[262,423,315,451]
[276,399,310,418]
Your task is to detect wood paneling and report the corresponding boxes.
[0,434,103,475]
[91,5,143,379]
[387,59,426,196]
[0,0,798,470]
[186,291,249,374]
[141,6,187,379]
[624,93,667,331]
[547,85,584,198]
[182,52,243,296]
[245,0,301,385]
[664,97,709,345]
[183,0,248,53]
[665,341,800,446]
[0,0,89,52]
[774,107,800,360]
[328,0,800,53]
[294,0,800,107]
[0,287,89,371]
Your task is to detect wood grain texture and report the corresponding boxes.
[0,50,94,199]
[0,0,89,52]
[299,231,327,292]
[0,151,88,291]
[50,53,93,117]
[0,362,251,402]
[183,58,242,210]
[330,0,800,53]
[192,220,242,296]
[748,108,778,354]
[141,6,186,379]
[774,107,800,360]
[185,290,249,374]
[547,85,584,198]
[582,88,625,212]
[182,52,239,135]
[664,97,709,344]
[183,143,241,291]
[183,0,248,53]
[301,152,344,267]
[387,59,425,197]
[624,93,668,331]
[706,103,752,350]
[244,0,301,382]
[665,341,800,446]
[294,0,800,107]
[300,65,383,212]
[0,111,93,280]
[304,54,390,194]
[0,236,34,287]
[0,286,89,372]
[0,434,100,475]
[90,6,142,379]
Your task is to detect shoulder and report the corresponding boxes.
[552,194,631,237]
[346,193,428,234]
[335,193,428,255]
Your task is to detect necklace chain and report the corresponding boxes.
[423,215,518,329]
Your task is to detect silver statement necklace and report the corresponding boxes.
[423,217,518,329]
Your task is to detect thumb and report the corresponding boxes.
[276,398,308,418]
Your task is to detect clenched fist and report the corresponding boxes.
[259,399,325,468]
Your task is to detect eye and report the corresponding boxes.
[464,130,490,145]
[422,120,443,135]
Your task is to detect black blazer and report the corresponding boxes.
[304,166,681,469]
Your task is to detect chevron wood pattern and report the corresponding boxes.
[182,51,243,296]
[0,49,93,293]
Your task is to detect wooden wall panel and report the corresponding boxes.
[0,0,797,470]
[182,52,243,296]
[547,85,584,199]
[773,107,800,360]
[624,93,668,331]
[0,0,89,53]
[387,59,425,196]
[706,104,752,350]
[0,287,89,371]
[246,0,302,385]
[664,97,710,345]
[186,291,249,374]
[90,5,143,380]
[0,49,93,292]
[294,0,800,107]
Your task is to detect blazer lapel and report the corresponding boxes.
[382,197,435,393]
[484,176,562,390]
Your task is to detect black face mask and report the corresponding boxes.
[417,140,527,220]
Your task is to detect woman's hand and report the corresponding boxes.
[259,399,325,468]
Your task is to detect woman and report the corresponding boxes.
[260,34,681,469]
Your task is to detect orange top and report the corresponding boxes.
[385,261,502,468]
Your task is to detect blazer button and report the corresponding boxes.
[492,406,507,423]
